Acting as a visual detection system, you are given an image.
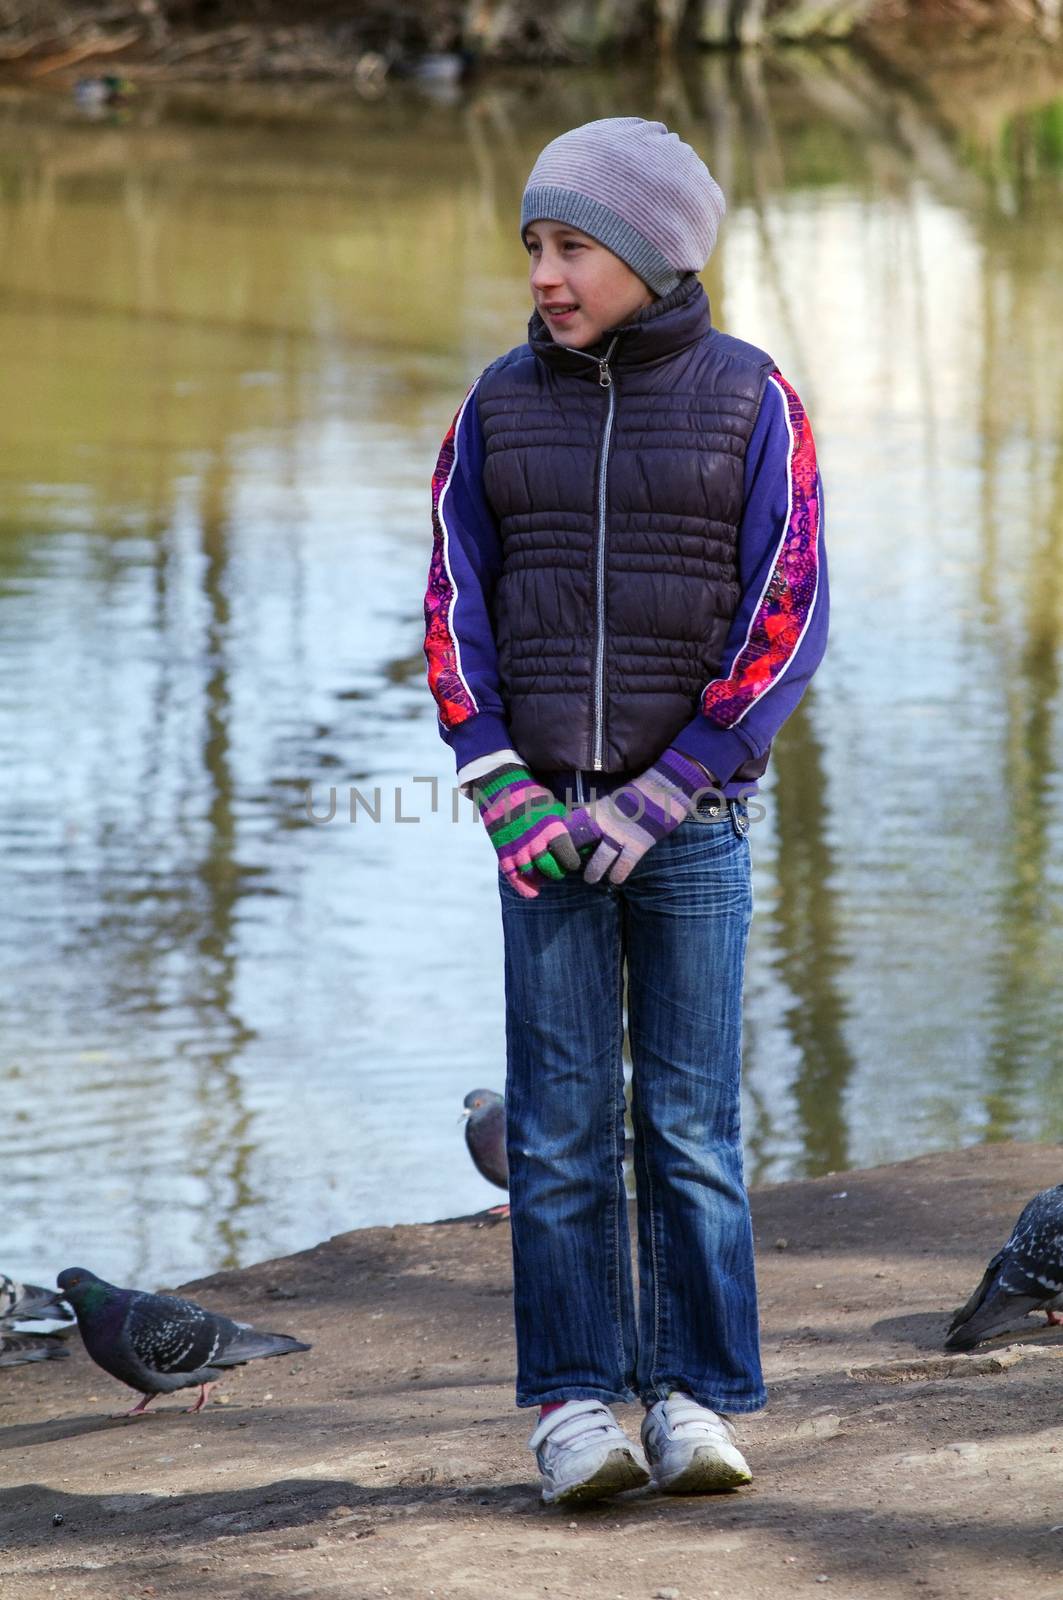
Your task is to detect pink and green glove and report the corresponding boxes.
[570,748,711,886]
[474,761,586,899]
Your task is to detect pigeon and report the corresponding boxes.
[0,1275,73,1326]
[461,1088,635,1219]
[57,1267,311,1416]
[946,1183,1063,1351]
[463,1089,508,1193]
[0,1330,70,1367]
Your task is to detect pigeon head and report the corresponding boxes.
[56,1268,112,1310]
[463,1089,503,1116]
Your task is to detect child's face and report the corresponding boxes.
[525,220,654,348]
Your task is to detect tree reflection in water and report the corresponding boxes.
[2,41,1063,1281]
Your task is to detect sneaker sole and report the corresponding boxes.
[653,1446,752,1495]
[545,1448,651,1506]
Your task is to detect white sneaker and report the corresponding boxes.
[641,1392,752,1493]
[528,1399,650,1505]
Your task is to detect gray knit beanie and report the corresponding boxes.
[521,117,726,297]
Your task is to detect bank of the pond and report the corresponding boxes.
[0,1,1059,83]
[2,1141,1062,1600]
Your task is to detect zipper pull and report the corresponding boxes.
[598,336,618,388]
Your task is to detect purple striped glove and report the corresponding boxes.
[571,748,710,886]
[474,761,582,899]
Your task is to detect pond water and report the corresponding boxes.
[2,47,1062,1289]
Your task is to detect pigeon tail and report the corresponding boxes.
[210,1329,311,1367]
[946,1255,1001,1342]
[944,1288,1046,1351]
[0,1331,71,1366]
[13,1287,73,1323]
[1,1276,74,1325]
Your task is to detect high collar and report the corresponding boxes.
[528,273,712,379]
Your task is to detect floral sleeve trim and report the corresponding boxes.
[700,372,821,728]
[424,385,479,727]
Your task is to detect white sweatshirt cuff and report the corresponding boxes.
[456,748,523,796]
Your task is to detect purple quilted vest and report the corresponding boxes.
[477,276,774,777]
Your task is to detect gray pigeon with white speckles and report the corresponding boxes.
[57,1266,311,1416]
[946,1183,1063,1351]
[0,1274,73,1325]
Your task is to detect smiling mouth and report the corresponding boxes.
[543,303,578,316]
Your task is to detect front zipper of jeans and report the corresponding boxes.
[564,336,618,772]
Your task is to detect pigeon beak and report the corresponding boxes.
[458,1109,471,1125]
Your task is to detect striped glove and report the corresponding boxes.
[571,748,709,886]
[474,761,582,899]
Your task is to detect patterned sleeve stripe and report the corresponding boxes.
[424,383,480,727]
[699,372,821,729]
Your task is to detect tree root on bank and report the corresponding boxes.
[0,1,470,82]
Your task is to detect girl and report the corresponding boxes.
[424,117,827,1505]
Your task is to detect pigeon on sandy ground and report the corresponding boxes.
[57,1266,311,1416]
[0,1329,70,1366]
[946,1183,1063,1351]
[1,1275,73,1325]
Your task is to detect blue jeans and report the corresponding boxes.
[499,804,765,1413]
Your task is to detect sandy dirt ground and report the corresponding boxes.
[3,1141,1063,1600]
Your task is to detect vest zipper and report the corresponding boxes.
[592,362,616,770]
[564,335,619,772]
